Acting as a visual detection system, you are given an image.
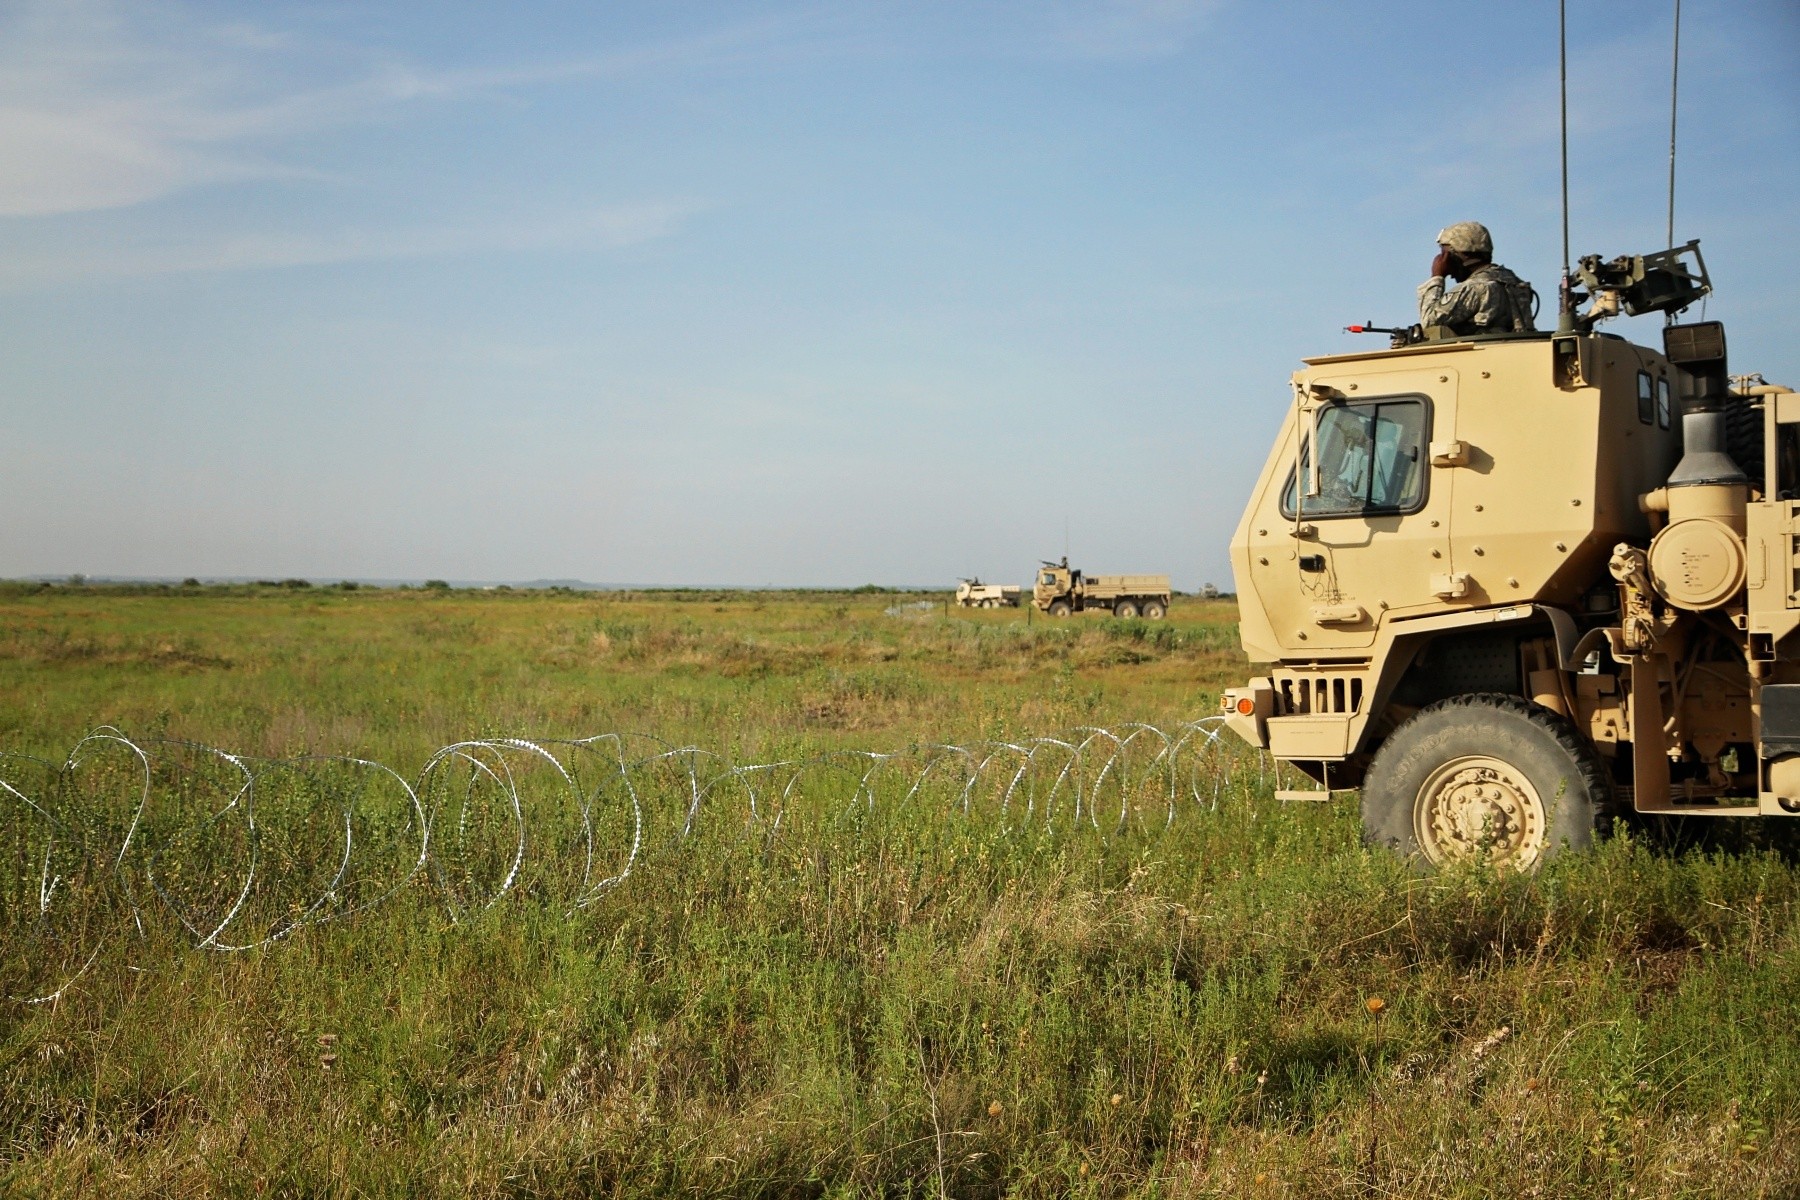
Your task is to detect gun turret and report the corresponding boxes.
[1569,241,1711,331]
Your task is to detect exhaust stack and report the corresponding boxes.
[1641,321,1749,610]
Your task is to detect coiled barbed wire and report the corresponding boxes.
[2,718,1286,1005]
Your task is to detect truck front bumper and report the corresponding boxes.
[1219,678,1274,749]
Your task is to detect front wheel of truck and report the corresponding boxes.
[1361,693,1611,872]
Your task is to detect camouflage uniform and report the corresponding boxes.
[1417,263,1536,334]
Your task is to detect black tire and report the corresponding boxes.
[1141,599,1167,620]
[1361,693,1611,871]
[1048,601,1073,617]
[1114,600,1140,619]
[1725,393,1764,493]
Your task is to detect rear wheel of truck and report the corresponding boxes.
[1140,599,1167,620]
[1360,693,1610,872]
[1048,601,1073,617]
[1114,600,1140,618]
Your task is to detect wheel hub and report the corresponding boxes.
[1414,755,1547,869]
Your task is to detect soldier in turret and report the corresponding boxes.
[1418,221,1537,336]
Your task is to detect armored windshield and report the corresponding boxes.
[1280,398,1429,518]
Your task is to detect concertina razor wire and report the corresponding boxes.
[2,718,1291,1004]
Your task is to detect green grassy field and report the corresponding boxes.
[1,583,1796,1197]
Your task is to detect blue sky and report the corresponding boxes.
[3,0,1796,588]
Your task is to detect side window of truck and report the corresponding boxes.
[1280,397,1430,519]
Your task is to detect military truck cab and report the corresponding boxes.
[1221,243,1800,869]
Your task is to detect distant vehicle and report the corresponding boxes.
[1032,558,1170,619]
[1200,583,1221,600]
[955,578,1021,608]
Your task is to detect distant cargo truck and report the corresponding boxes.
[955,578,1021,608]
[1032,558,1170,619]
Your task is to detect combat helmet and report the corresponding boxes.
[1435,221,1493,257]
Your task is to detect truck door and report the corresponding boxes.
[1242,367,1458,651]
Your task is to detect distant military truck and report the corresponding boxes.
[955,578,1021,608]
[1032,558,1171,619]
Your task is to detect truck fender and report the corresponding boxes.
[1353,603,1583,758]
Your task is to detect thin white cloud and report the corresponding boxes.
[0,1,826,218]
[0,200,706,288]
[180,200,705,273]
[0,0,1228,221]
[0,1,305,214]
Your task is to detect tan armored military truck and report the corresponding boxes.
[956,578,1021,608]
[1219,242,1800,870]
[1033,558,1171,619]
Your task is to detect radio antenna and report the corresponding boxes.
[1556,0,1573,332]
[1666,0,1682,252]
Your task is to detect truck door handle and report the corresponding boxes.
[1298,554,1325,572]
[1430,440,1472,467]
[1431,572,1471,599]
